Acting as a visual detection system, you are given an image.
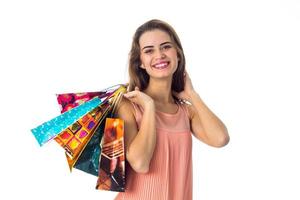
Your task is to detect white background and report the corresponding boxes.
[0,0,299,199]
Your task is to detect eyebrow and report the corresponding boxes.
[141,42,172,50]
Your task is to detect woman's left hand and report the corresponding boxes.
[173,70,195,102]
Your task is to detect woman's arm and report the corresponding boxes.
[116,88,156,173]
[186,92,229,147]
[174,71,230,147]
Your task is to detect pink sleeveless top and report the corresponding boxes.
[115,102,193,200]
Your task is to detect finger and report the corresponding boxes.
[123,91,137,98]
[123,93,134,98]
[123,93,140,105]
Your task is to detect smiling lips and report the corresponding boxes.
[152,61,169,69]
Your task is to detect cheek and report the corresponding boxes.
[172,53,180,64]
[140,56,152,67]
[169,49,179,60]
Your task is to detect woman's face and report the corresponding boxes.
[139,29,179,80]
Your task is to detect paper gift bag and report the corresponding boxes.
[54,102,110,158]
[54,100,111,175]
[55,85,127,176]
[31,97,102,146]
[56,84,123,113]
[31,84,127,191]
[31,84,123,147]
[96,118,125,192]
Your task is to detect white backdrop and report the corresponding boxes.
[0,0,299,199]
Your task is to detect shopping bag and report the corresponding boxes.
[31,84,122,147]
[31,97,102,146]
[54,100,111,173]
[55,84,127,176]
[96,118,125,192]
[31,84,127,191]
[56,84,122,113]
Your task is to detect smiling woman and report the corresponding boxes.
[142,42,173,70]
[115,19,229,200]
[139,31,178,79]
[127,19,186,93]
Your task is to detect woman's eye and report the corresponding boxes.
[162,45,172,50]
[144,49,153,54]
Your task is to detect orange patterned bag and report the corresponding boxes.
[96,118,125,192]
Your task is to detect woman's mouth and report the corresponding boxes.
[152,61,169,70]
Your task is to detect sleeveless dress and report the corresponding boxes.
[115,102,193,200]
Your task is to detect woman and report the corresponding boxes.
[115,19,229,200]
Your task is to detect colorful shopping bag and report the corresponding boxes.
[31,84,123,147]
[54,102,109,158]
[31,84,127,191]
[31,97,102,146]
[56,84,122,113]
[96,118,125,192]
[55,85,127,176]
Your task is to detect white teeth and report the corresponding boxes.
[154,62,168,69]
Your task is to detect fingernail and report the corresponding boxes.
[124,94,131,98]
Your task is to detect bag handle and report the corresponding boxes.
[109,85,127,118]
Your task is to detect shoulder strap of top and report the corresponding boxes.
[179,102,189,118]
[179,102,191,128]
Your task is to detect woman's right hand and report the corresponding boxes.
[123,87,154,110]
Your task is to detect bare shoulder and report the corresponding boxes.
[115,96,135,120]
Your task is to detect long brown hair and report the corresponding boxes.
[128,19,186,93]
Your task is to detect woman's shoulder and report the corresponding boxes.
[115,96,136,119]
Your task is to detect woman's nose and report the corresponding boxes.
[154,49,166,59]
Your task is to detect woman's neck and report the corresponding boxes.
[144,78,175,104]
